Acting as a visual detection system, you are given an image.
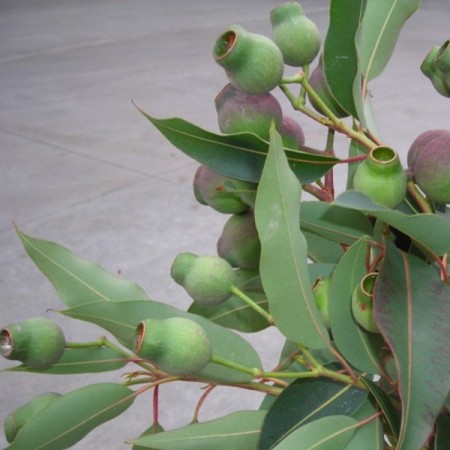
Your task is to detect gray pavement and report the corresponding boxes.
[1,0,449,448]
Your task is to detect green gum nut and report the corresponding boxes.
[217,210,261,270]
[279,116,305,149]
[213,24,284,95]
[215,83,283,141]
[193,165,256,214]
[412,132,450,204]
[308,58,348,118]
[134,317,212,376]
[421,41,450,97]
[312,276,331,329]
[4,392,61,443]
[171,253,236,306]
[407,129,450,167]
[270,2,321,67]
[351,272,380,334]
[1,317,66,369]
[353,146,407,209]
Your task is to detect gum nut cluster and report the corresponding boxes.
[217,210,261,270]
[134,317,212,376]
[270,2,321,67]
[308,58,348,118]
[193,165,256,214]
[171,252,236,306]
[407,129,450,204]
[1,317,66,369]
[353,146,407,209]
[279,116,305,149]
[4,392,61,443]
[213,24,284,95]
[351,272,380,334]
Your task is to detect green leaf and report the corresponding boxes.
[300,201,373,245]
[303,231,344,264]
[374,241,450,449]
[360,377,401,442]
[16,228,148,308]
[62,299,262,383]
[139,111,338,184]
[129,410,266,450]
[323,0,366,117]
[6,383,135,450]
[254,127,329,349]
[6,347,128,374]
[272,415,358,450]
[328,237,385,374]
[356,0,421,81]
[133,423,164,450]
[334,191,450,255]
[259,378,367,450]
[188,269,269,333]
[346,139,367,190]
[346,399,385,450]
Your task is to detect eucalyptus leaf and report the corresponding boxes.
[303,230,344,263]
[272,415,358,450]
[374,241,450,450]
[356,0,421,81]
[328,237,385,374]
[6,383,135,450]
[324,0,366,117]
[62,299,262,383]
[259,378,366,450]
[132,423,164,450]
[300,201,373,245]
[139,111,338,184]
[435,414,450,450]
[129,410,266,450]
[6,347,128,374]
[16,228,148,308]
[254,127,329,349]
[334,191,450,255]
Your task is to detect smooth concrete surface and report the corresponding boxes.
[1,1,449,448]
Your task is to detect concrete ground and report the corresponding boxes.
[1,0,449,448]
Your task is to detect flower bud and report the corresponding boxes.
[4,392,61,443]
[407,129,450,168]
[351,272,380,334]
[412,132,450,204]
[353,146,406,209]
[1,317,66,369]
[171,253,236,305]
[213,24,284,95]
[215,83,283,141]
[270,2,321,67]
[279,116,306,149]
[134,317,212,376]
[421,40,450,97]
[193,165,256,214]
[217,210,261,269]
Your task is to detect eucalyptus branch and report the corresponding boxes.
[229,285,274,325]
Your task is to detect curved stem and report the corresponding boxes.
[229,285,274,325]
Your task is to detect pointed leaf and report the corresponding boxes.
[356,0,421,81]
[6,347,128,374]
[374,241,450,450]
[16,228,148,308]
[133,423,164,450]
[303,231,344,263]
[272,415,358,450]
[260,378,367,450]
[300,201,373,245]
[6,383,135,450]
[140,111,338,184]
[334,191,450,255]
[129,410,266,450]
[254,128,329,349]
[328,237,385,374]
[323,0,366,117]
[62,299,262,383]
